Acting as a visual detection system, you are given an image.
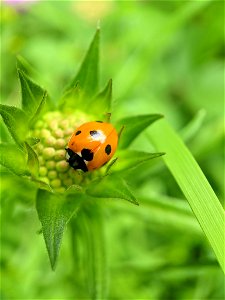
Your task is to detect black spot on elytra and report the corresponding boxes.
[75,130,81,135]
[90,130,98,136]
[81,148,94,161]
[105,144,111,155]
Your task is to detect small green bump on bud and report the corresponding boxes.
[33,129,40,137]
[55,150,66,161]
[54,129,64,138]
[55,138,66,149]
[48,170,57,179]
[44,136,56,147]
[64,128,74,136]
[40,129,51,139]
[36,143,44,153]
[39,177,50,185]
[56,161,69,173]
[54,187,66,194]
[38,156,44,165]
[49,120,58,130]
[62,178,73,187]
[69,168,83,184]
[35,120,44,128]
[46,161,56,170]
[60,119,69,129]
[39,166,47,177]
[51,179,61,188]
[43,147,55,159]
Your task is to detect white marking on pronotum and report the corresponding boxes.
[89,130,106,143]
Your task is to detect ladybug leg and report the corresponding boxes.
[105,112,111,122]
[105,157,118,174]
[118,125,124,139]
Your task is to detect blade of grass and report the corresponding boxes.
[148,118,225,273]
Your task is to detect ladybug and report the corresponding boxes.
[65,121,118,172]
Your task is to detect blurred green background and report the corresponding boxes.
[1,1,224,299]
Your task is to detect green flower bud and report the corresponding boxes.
[32,111,91,193]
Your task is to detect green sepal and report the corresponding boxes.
[91,79,112,116]
[25,142,39,178]
[28,90,48,127]
[0,104,29,148]
[116,114,163,149]
[86,175,139,206]
[0,143,28,176]
[110,150,165,173]
[36,189,84,270]
[58,82,81,110]
[17,68,47,120]
[62,29,100,113]
[16,55,37,76]
[66,29,99,97]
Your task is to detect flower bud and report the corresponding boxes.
[32,111,90,193]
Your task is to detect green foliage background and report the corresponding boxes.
[1,1,224,299]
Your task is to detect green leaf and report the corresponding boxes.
[111,150,165,173]
[91,79,112,116]
[18,68,47,118]
[16,55,37,76]
[66,29,100,98]
[0,104,28,148]
[25,142,39,178]
[36,189,83,270]
[29,90,48,127]
[0,143,28,176]
[117,114,163,149]
[86,175,138,205]
[148,118,225,273]
[58,82,81,110]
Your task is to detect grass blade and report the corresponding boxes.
[148,119,225,273]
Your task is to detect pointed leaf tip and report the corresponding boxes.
[86,175,139,206]
[66,29,100,98]
[36,189,83,270]
[17,68,47,119]
[91,78,113,116]
[117,114,163,149]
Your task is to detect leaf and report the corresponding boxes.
[148,118,225,273]
[0,143,28,176]
[16,55,37,76]
[36,189,83,270]
[58,81,81,110]
[25,142,39,178]
[91,79,112,116]
[17,68,47,118]
[65,29,100,98]
[86,175,138,205]
[0,104,29,148]
[111,150,165,173]
[117,114,163,149]
[29,90,48,127]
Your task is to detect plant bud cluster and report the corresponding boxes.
[32,111,88,193]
